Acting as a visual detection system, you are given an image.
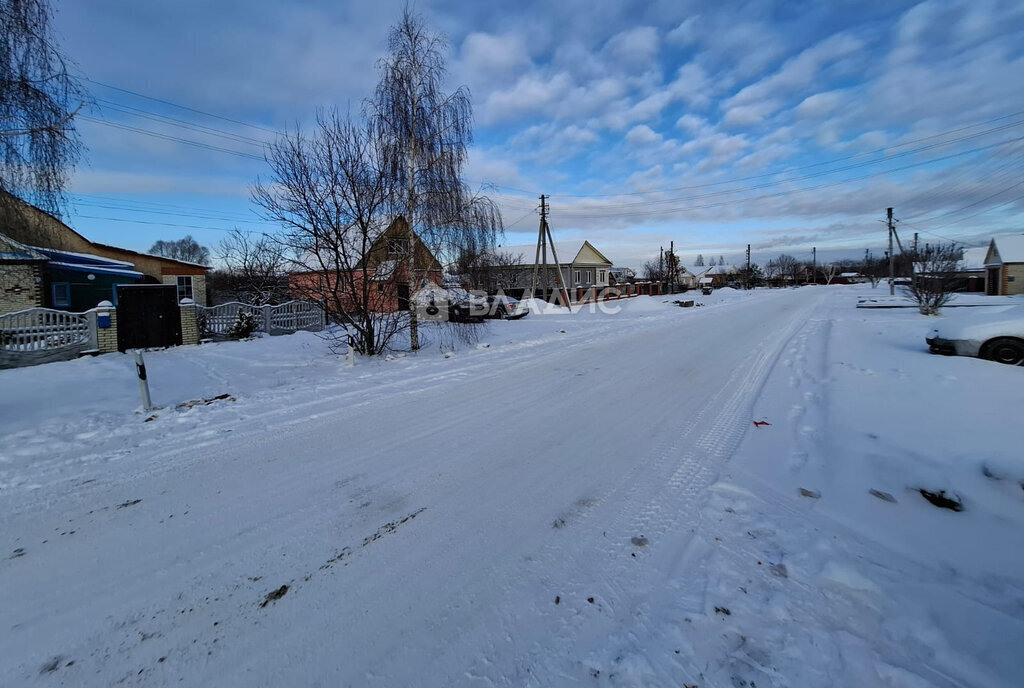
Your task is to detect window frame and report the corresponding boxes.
[176,275,194,302]
[51,282,71,308]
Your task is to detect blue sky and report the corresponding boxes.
[51,0,1024,269]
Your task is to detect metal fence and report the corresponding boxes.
[196,300,324,338]
[0,307,96,369]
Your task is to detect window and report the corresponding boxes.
[388,237,410,255]
[176,275,194,301]
[52,282,71,308]
[574,270,581,284]
[599,270,606,283]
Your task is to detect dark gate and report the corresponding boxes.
[116,285,182,351]
[397,284,410,311]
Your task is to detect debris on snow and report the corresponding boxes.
[798,488,820,499]
[869,489,897,503]
[259,585,289,608]
[918,489,963,512]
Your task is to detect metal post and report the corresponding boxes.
[346,327,356,367]
[134,349,153,411]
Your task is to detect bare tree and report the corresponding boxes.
[643,259,666,282]
[456,247,524,292]
[149,236,211,264]
[370,8,501,351]
[1,0,87,221]
[253,110,407,355]
[214,229,288,305]
[905,242,963,315]
[774,254,802,284]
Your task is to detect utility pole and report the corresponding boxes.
[529,195,571,307]
[669,240,675,293]
[746,244,751,289]
[913,232,919,256]
[812,247,816,285]
[887,207,895,295]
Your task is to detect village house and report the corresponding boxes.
[0,191,209,310]
[469,240,614,301]
[984,235,1024,296]
[287,217,443,315]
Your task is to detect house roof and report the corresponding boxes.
[0,231,48,263]
[494,240,612,266]
[988,235,1024,264]
[91,242,210,270]
[958,246,988,270]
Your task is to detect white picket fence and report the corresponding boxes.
[0,307,97,369]
[196,300,324,338]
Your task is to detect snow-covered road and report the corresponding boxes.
[3,286,1022,687]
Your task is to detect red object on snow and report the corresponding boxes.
[752,420,772,427]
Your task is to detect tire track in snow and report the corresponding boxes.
[443,289,829,686]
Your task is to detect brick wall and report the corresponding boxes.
[0,264,43,314]
[1005,263,1024,296]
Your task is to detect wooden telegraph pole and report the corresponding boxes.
[887,207,895,295]
[529,195,571,306]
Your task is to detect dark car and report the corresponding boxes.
[484,295,528,319]
[415,286,488,322]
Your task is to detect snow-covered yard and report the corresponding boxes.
[1,285,1021,687]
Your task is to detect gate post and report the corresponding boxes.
[262,304,273,334]
[95,301,118,353]
[179,298,199,345]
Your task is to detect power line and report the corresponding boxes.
[80,115,266,161]
[83,78,281,135]
[75,215,261,233]
[94,99,271,148]
[553,135,1024,220]
[548,110,1024,200]
[552,118,1024,211]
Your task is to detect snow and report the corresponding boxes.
[2,285,1022,687]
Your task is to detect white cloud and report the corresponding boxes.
[676,114,707,133]
[723,32,863,124]
[795,91,844,119]
[605,26,660,71]
[626,125,662,146]
[666,16,701,46]
[460,32,531,76]
[483,72,574,123]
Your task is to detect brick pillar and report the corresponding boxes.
[95,301,118,353]
[180,299,199,345]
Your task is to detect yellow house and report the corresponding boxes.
[984,235,1024,296]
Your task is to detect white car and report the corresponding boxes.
[926,305,1024,365]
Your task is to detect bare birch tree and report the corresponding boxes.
[253,110,406,355]
[1,0,87,221]
[370,8,501,351]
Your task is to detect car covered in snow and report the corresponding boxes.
[484,295,528,319]
[925,305,1024,365]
